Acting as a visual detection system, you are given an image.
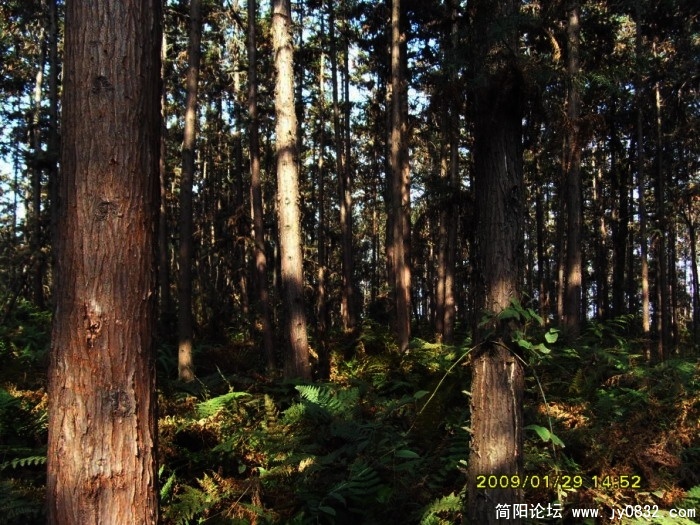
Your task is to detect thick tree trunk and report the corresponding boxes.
[46,0,161,522]
[248,0,275,371]
[466,0,524,522]
[390,0,411,352]
[272,0,311,380]
[178,0,202,381]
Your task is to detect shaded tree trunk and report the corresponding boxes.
[178,0,202,381]
[329,2,357,333]
[159,30,173,335]
[272,0,311,380]
[248,0,275,371]
[563,0,582,335]
[466,0,524,522]
[46,0,161,521]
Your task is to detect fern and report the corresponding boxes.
[0,455,46,470]
[419,492,462,525]
[196,391,250,418]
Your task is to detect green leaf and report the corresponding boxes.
[532,343,551,354]
[544,329,559,344]
[318,506,336,516]
[525,424,551,441]
[517,339,533,350]
[395,449,420,459]
[413,390,430,400]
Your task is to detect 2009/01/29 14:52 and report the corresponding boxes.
[475,474,642,490]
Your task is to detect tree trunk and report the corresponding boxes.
[159,30,173,335]
[390,0,411,352]
[564,0,582,336]
[653,73,669,360]
[178,0,202,381]
[315,7,330,378]
[466,0,524,522]
[248,0,275,371]
[329,1,356,333]
[29,30,46,310]
[634,0,651,353]
[272,0,311,380]
[46,0,161,521]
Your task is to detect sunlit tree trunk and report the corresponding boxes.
[248,0,275,371]
[466,0,524,522]
[29,27,46,310]
[272,0,311,379]
[46,0,161,521]
[178,0,202,381]
[389,0,411,352]
[634,0,650,354]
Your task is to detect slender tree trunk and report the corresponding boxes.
[435,105,448,341]
[329,1,356,333]
[47,0,59,265]
[46,0,161,521]
[610,101,628,317]
[634,2,651,353]
[466,0,524,522]
[390,0,411,352]
[564,0,582,336]
[272,0,311,380]
[248,0,275,371]
[159,30,172,335]
[315,8,330,377]
[178,0,202,381]
[653,71,669,360]
[28,21,47,310]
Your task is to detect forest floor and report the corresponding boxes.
[1,303,699,524]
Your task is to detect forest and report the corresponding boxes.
[0,0,699,523]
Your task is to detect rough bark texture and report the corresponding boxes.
[178,0,202,382]
[46,0,161,522]
[466,0,524,522]
[272,0,311,380]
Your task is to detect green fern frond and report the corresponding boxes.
[419,492,462,525]
[0,455,46,470]
[196,391,250,418]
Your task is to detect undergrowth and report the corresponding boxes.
[1,307,699,524]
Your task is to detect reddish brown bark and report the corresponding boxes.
[46,0,161,522]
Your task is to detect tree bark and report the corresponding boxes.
[389,0,411,352]
[634,0,651,353]
[466,0,524,522]
[563,0,582,336]
[272,0,311,380]
[178,0,202,381]
[248,0,276,371]
[46,0,161,521]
